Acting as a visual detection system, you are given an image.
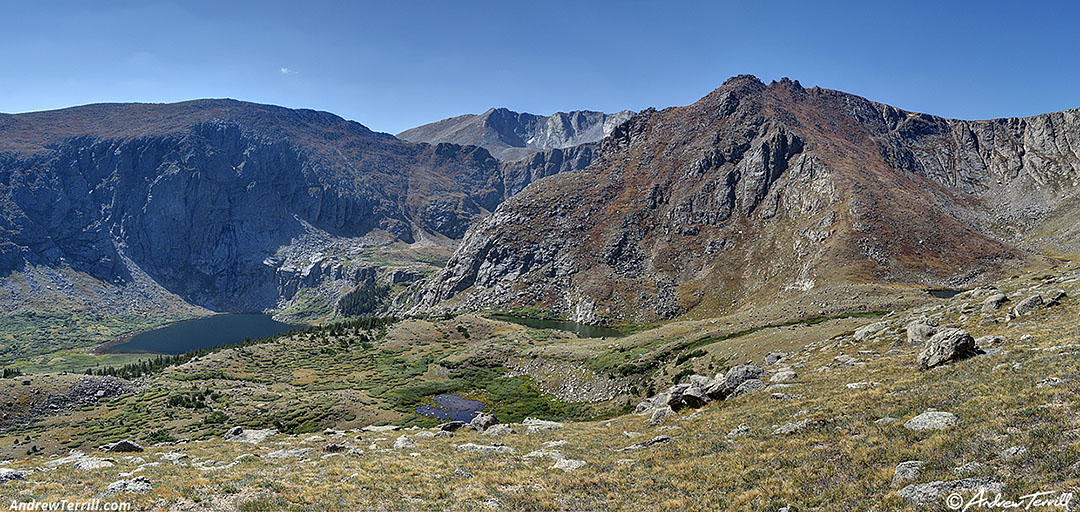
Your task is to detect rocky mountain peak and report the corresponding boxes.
[398,107,634,161]
[414,78,1080,323]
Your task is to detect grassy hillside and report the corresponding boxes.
[0,263,1077,510]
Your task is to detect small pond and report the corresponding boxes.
[927,289,965,299]
[490,314,624,338]
[415,393,487,422]
[107,314,298,354]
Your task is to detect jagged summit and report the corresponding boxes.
[397,107,634,161]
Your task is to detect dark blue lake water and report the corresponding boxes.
[107,314,298,354]
[927,289,965,298]
[415,393,486,422]
[490,314,624,338]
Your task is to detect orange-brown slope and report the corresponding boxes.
[415,76,1077,323]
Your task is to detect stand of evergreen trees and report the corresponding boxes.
[337,283,390,317]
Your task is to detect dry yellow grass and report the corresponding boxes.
[2,265,1079,510]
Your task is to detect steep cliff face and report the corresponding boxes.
[415,76,1080,323]
[398,108,633,161]
[0,99,568,314]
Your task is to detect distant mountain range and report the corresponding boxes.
[2,77,1078,327]
[398,107,633,161]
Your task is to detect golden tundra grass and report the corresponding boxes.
[3,267,1079,510]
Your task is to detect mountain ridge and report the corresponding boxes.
[413,75,1080,323]
[0,99,596,326]
[397,107,634,161]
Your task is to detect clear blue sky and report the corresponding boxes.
[2,0,1078,134]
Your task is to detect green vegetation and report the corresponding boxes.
[9,350,157,376]
[387,357,593,425]
[168,389,221,409]
[337,283,390,317]
[276,289,333,323]
[0,310,198,361]
[145,429,177,444]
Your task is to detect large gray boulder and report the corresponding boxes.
[45,451,116,470]
[769,368,797,383]
[717,364,765,398]
[438,421,467,432]
[764,352,787,366]
[552,458,586,471]
[981,294,1009,313]
[688,374,722,398]
[469,413,498,431]
[918,328,979,369]
[634,392,671,415]
[904,410,959,431]
[1048,289,1067,306]
[905,318,937,344]
[773,419,815,435]
[648,406,675,425]
[482,424,516,436]
[1012,294,1043,317]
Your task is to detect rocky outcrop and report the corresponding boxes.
[905,318,938,345]
[398,108,633,161]
[30,376,135,420]
[414,75,1080,323]
[1011,294,1044,317]
[101,440,143,453]
[498,143,601,196]
[918,328,980,369]
[0,468,27,482]
[468,413,498,431]
[982,294,1009,313]
[634,364,767,416]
